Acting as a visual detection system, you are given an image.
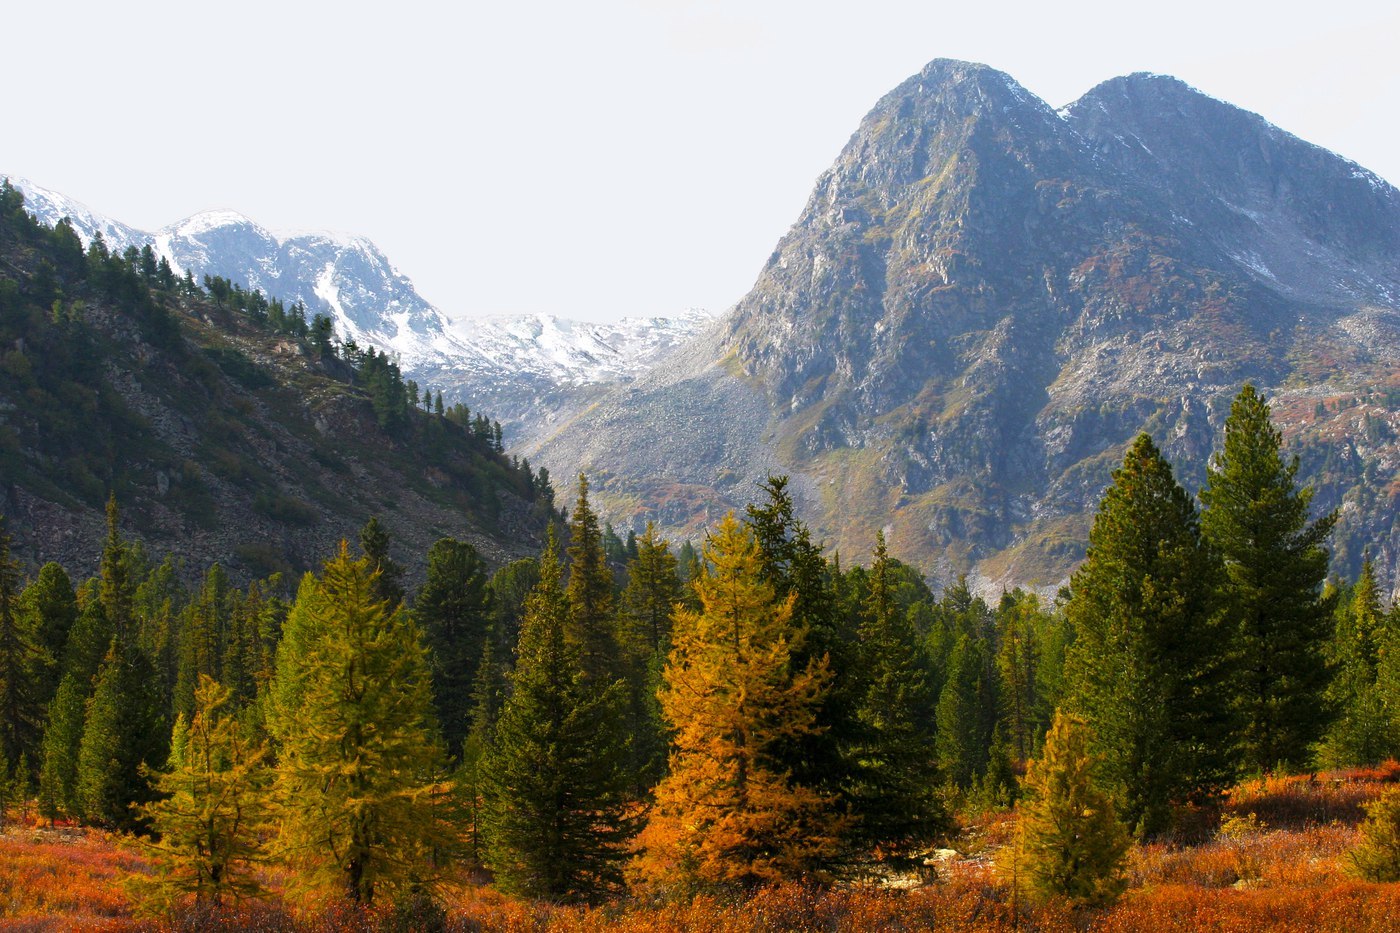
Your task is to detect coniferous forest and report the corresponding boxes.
[4,184,1400,930]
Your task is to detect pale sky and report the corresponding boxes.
[6,1,1397,323]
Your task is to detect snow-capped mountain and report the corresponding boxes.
[2,175,713,432]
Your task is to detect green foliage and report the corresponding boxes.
[416,538,493,756]
[267,545,448,905]
[359,516,406,608]
[0,521,43,768]
[1322,564,1398,766]
[1350,784,1400,882]
[844,531,946,863]
[936,633,992,789]
[1063,434,1237,836]
[564,474,621,683]
[1006,711,1130,907]
[75,637,167,830]
[1201,385,1336,773]
[134,676,271,907]
[481,527,635,902]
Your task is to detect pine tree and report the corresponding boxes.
[1063,434,1237,836]
[0,521,42,769]
[267,544,447,905]
[133,676,270,907]
[1200,384,1336,773]
[481,526,634,901]
[358,516,405,608]
[1322,564,1396,766]
[936,633,991,789]
[995,591,1045,764]
[100,495,136,640]
[635,514,843,890]
[743,475,855,801]
[75,637,167,830]
[39,589,114,822]
[18,563,78,709]
[844,531,945,864]
[173,564,231,723]
[1350,784,1400,882]
[416,538,493,756]
[1004,711,1130,907]
[564,474,621,683]
[618,522,682,794]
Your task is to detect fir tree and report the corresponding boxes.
[1200,384,1336,773]
[416,538,493,756]
[564,474,621,683]
[1063,434,1236,836]
[134,676,270,907]
[75,637,167,830]
[1322,564,1397,765]
[620,522,682,657]
[936,633,991,789]
[0,522,42,769]
[743,475,855,802]
[635,514,842,890]
[358,516,405,608]
[1004,711,1130,907]
[18,563,78,709]
[100,496,136,639]
[481,526,634,901]
[267,544,447,905]
[844,531,946,864]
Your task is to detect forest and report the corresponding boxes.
[2,375,1400,931]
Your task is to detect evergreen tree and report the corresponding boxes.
[0,522,42,769]
[481,526,634,901]
[134,676,270,907]
[18,563,78,709]
[1200,384,1336,773]
[1004,711,1130,907]
[564,474,621,683]
[635,514,842,889]
[100,496,136,639]
[39,593,114,822]
[75,637,167,830]
[1322,564,1397,765]
[936,633,991,789]
[1063,434,1236,836]
[1350,784,1400,882]
[416,538,493,756]
[995,591,1045,764]
[486,558,539,658]
[267,545,447,905]
[743,475,855,801]
[359,516,405,608]
[620,522,682,657]
[173,564,231,723]
[844,531,945,864]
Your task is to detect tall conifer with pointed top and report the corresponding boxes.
[0,520,41,771]
[1201,384,1336,773]
[635,514,842,889]
[267,544,447,905]
[416,538,493,756]
[481,525,634,901]
[564,474,621,683]
[1064,434,1236,835]
[845,531,945,863]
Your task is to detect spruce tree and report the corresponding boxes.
[359,516,405,608]
[1063,434,1236,836]
[618,522,682,794]
[39,591,114,822]
[743,475,855,801]
[844,531,945,864]
[935,633,991,789]
[1322,563,1397,766]
[1200,384,1336,773]
[564,474,621,683]
[416,538,493,756]
[635,514,842,889]
[75,637,167,830]
[481,526,634,901]
[267,544,447,905]
[0,522,42,769]
[18,563,78,710]
[134,675,270,907]
[1005,711,1130,907]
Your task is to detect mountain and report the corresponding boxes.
[0,182,551,582]
[530,60,1400,595]
[1,176,713,440]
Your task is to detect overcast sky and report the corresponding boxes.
[6,1,1397,323]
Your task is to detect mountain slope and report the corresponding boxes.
[533,60,1400,594]
[0,181,551,582]
[3,175,714,441]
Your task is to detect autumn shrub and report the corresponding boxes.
[1350,784,1400,881]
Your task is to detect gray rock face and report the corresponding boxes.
[532,60,1400,596]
